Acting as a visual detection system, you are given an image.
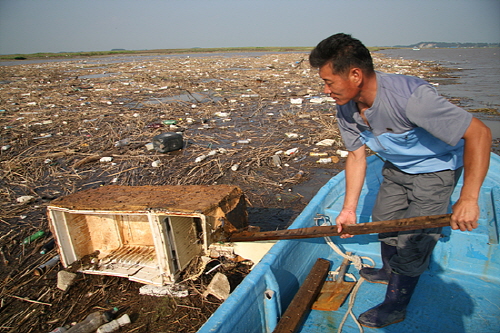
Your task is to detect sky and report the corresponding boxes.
[0,0,499,55]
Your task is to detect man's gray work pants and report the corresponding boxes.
[372,161,462,277]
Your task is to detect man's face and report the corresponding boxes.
[319,64,360,105]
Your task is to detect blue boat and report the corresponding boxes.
[199,153,500,333]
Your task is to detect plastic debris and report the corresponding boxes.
[317,157,333,164]
[310,97,325,104]
[99,157,113,163]
[195,155,207,163]
[96,314,131,333]
[162,119,177,125]
[40,239,55,254]
[114,138,130,147]
[316,139,335,146]
[17,195,35,204]
[0,49,458,331]
[23,230,45,244]
[152,160,161,167]
[336,149,349,157]
[66,308,118,333]
[284,148,299,156]
[152,132,183,153]
[139,284,189,297]
[271,155,282,167]
[34,134,52,139]
[231,164,239,171]
[290,98,303,105]
[34,255,60,276]
[317,156,340,164]
[309,152,328,157]
[203,272,230,300]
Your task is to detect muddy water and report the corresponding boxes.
[378,48,500,139]
[145,92,223,105]
[482,119,500,140]
[378,48,500,110]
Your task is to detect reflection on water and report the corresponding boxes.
[78,72,121,79]
[378,48,500,110]
[145,92,222,104]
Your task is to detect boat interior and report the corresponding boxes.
[200,153,500,332]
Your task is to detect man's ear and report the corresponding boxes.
[350,68,363,85]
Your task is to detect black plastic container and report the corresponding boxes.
[152,132,183,153]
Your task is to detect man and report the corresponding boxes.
[309,33,491,328]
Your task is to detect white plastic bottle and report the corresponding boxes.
[67,308,118,333]
[96,314,131,333]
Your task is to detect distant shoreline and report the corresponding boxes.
[0,46,391,61]
[3,45,497,61]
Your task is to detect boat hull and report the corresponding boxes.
[199,154,500,333]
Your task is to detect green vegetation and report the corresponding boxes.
[0,46,387,60]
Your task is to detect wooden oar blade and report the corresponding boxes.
[311,280,356,311]
[312,255,355,311]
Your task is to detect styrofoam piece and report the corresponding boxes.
[139,284,189,297]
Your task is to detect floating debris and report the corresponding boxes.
[0,50,454,333]
[316,139,335,146]
[336,149,349,158]
[17,195,35,204]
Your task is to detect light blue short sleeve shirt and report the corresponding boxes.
[336,71,472,174]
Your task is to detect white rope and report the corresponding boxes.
[324,235,374,271]
[338,276,366,333]
[314,215,375,333]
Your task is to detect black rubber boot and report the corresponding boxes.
[359,242,397,284]
[358,272,420,328]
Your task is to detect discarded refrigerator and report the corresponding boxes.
[47,185,247,285]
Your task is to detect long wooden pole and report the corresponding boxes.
[228,214,452,242]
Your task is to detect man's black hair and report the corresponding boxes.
[309,33,374,76]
